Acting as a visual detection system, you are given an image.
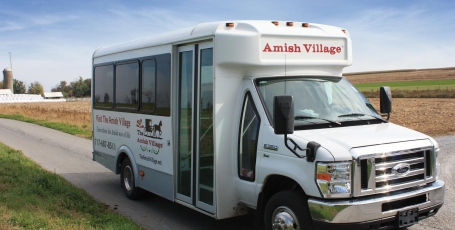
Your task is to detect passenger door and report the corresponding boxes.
[176,42,215,213]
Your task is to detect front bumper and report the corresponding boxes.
[308,180,445,229]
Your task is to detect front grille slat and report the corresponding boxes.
[375,157,425,170]
[375,151,424,164]
[360,159,368,189]
[425,150,432,178]
[376,174,425,188]
[375,168,426,183]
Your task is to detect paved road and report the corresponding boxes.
[0,118,453,230]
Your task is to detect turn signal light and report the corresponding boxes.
[139,170,145,176]
[226,22,234,27]
[317,173,331,181]
[342,29,346,33]
[272,21,279,26]
[302,23,309,27]
[286,22,293,26]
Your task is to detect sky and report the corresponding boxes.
[1,0,454,91]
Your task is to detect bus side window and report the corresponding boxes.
[238,92,260,182]
[115,62,139,109]
[155,54,171,116]
[142,59,156,112]
[94,65,114,108]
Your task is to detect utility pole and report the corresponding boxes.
[9,52,12,70]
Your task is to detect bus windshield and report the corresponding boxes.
[255,76,381,128]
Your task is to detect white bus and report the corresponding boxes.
[92,21,444,229]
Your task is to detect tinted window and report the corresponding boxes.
[115,62,139,109]
[155,54,171,116]
[141,59,156,112]
[238,93,260,181]
[94,65,113,107]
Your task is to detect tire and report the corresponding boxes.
[120,158,146,200]
[264,190,314,230]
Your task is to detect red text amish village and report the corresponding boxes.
[263,43,342,55]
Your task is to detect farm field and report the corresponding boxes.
[0,98,454,137]
[345,67,455,98]
[0,101,91,136]
[345,67,455,84]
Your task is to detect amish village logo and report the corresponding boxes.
[136,119,163,139]
[137,118,164,158]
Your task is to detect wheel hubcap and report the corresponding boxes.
[272,206,299,230]
[124,165,133,191]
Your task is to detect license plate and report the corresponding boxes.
[398,208,419,228]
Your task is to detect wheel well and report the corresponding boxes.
[255,175,304,228]
[116,152,128,174]
[261,175,303,204]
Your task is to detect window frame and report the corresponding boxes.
[237,91,261,182]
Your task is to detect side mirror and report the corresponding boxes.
[273,95,294,134]
[380,86,392,120]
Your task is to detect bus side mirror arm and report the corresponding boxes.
[273,95,321,161]
[285,134,306,158]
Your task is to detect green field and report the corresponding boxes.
[354,79,455,91]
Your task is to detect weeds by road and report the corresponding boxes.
[0,142,141,230]
[0,114,91,139]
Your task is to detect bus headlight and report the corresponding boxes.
[316,162,352,198]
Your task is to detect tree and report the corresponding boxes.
[70,77,89,98]
[104,93,110,102]
[51,80,69,97]
[27,81,44,95]
[13,79,26,94]
[83,78,91,97]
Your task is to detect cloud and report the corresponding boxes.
[0,21,24,31]
[338,6,455,72]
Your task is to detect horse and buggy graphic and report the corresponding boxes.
[136,119,163,139]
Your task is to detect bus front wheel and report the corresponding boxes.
[264,190,314,230]
[120,158,146,200]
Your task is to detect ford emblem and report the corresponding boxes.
[391,163,411,176]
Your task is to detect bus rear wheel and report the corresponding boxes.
[264,190,314,230]
[121,157,146,200]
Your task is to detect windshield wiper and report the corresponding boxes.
[338,113,387,122]
[295,116,341,126]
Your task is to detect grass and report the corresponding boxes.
[354,79,455,92]
[0,142,142,230]
[0,114,92,139]
[352,79,455,98]
[355,79,455,87]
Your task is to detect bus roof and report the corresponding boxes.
[93,20,350,59]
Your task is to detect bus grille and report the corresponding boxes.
[355,148,435,196]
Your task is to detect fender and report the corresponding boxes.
[117,145,139,187]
